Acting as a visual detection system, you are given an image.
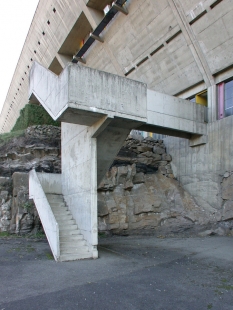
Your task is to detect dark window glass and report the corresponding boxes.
[225,80,233,89]
[225,99,233,109]
[225,108,233,117]
[224,80,233,117]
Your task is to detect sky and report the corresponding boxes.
[0,0,39,114]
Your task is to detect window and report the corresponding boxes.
[188,90,208,122]
[188,90,207,106]
[218,79,233,119]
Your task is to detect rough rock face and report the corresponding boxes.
[97,136,233,236]
[0,125,60,233]
[98,165,233,236]
[221,172,233,222]
[11,173,41,234]
[111,136,173,177]
[0,174,41,234]
[0,177,12,232]
[0,125,61,177]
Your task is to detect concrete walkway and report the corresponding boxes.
[0,235,233,309]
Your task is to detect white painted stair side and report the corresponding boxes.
[46,194,91,261]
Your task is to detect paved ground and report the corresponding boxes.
[0,235,233,310]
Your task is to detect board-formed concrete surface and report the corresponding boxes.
[29,61,207,139]
[28,61,207,259]
[0,235,232,310]
[2,0,233,133]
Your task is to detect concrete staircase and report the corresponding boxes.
[46,194,91,261]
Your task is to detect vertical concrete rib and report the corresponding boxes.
[168,0,215,87]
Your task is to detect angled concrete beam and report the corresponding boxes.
[113,3,128,15]
[90,33,104,43]
[29,61,207,139]
[73,56,86,64]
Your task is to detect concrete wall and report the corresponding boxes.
[165,114,233,220]
[61,122,98,254]
[29,170,60,260]
[2,0,233,133]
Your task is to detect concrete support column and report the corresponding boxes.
[208,85,217,123]
[61,122,98,258]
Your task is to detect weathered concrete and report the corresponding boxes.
[1,0,233,134]
[165,115,233,218]
[28,62,207,259]
[61,122,98,256]
[29,170,61,260]
[29,61,207,139]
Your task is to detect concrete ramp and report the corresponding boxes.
[29,61,207,260]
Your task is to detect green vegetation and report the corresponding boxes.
[26,245,35,252]
[23,202,33,212]
[218,284,233,291]
[11,103,60,132]
[0,129,25,146]
[31,231,46,239]
[0,231,10,237]
[46,252,54,260]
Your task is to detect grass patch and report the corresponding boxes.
[12,103,60,131]
[23,202,33,212]
[26,245,35,252]
[207,303,213,309]
[98,232,109,238]
[218,284,233,291]
[0,231,10,237]
[46,252,54,260]
[29,231,46,239]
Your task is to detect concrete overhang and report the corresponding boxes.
[29,61,207,144]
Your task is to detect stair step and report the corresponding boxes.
[51,207,69,213]
[46,194,63,198]
[47,198,64,203]
[56,219,76,225]
[61,245,89,253]
[47,197,64,201]
[59,224,78,230]
[53,209,71,215]
[59,229,81,236]
[59,252,92,261]
[50,203,66,208]
[54,214,73,221]
[60,240,86,247]
[60,235,83,242]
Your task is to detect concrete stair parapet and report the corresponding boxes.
[46,193,92,262]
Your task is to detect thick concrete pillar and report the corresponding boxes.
[61,122,98,258]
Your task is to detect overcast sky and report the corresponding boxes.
[0,0,39,115]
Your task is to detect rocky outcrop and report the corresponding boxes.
[221,172,233,221]
[0,173,41,234]
[1,125,233,236]
[0,125,61,177]
[0,177,12,232]
[0,125,60,234]
[97,165,233,236]
[111,136,173,176]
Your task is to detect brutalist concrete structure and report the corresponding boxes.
[1,0,233,258]
[28,61,206,260]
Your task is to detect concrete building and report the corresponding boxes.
[1,0,233,259]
